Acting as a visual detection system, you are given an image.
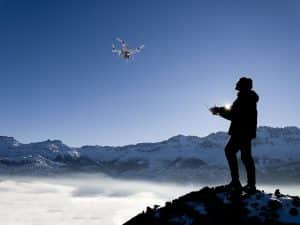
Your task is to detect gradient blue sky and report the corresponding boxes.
[0,0,299,146]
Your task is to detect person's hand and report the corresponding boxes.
[209,106,220,115]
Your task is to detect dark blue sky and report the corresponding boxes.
[1,0,299,146]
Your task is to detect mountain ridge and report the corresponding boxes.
[0,126,299,182]
[3,126,299,148]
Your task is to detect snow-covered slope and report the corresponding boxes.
[0,126,300,182]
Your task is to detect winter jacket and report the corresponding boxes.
[219,90,259,139]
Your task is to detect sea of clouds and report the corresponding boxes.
[0,174,198,225]
[0,174,299,225]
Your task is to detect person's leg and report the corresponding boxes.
[240,139,256,187]
[225,137,240,185]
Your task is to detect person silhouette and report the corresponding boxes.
[210,77,259,193]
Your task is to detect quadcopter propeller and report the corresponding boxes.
[116,37,126,48]
[137,44,144,51]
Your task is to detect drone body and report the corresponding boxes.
[112,38,144,60]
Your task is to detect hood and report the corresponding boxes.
[238,90,259,103]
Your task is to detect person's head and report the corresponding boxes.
[235,77,253,91]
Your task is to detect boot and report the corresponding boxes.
[224,180,242,193]
[243,184,256,194]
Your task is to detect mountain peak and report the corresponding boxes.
[167,134,188,141]
[167,134,201,143]
[34,139,66,146]
[0,136,19,147]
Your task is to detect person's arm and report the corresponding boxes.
[218,107,232,120]
[210,106,232,120]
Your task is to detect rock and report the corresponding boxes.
[267,199,282,210]
[292,197,300,207]
[251,202,259,209]
[290,208,299,216]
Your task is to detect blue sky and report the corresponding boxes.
[0,0,299,146]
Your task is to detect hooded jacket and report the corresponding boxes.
[219,90,259,139]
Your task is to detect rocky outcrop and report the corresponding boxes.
[124,186,300,225]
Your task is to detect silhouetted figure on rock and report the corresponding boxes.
[210,77,259,194]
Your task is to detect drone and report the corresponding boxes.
[112,38,144,60]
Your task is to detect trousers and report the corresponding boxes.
[225,136,256,186]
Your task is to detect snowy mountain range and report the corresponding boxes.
[1,126,300,183]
